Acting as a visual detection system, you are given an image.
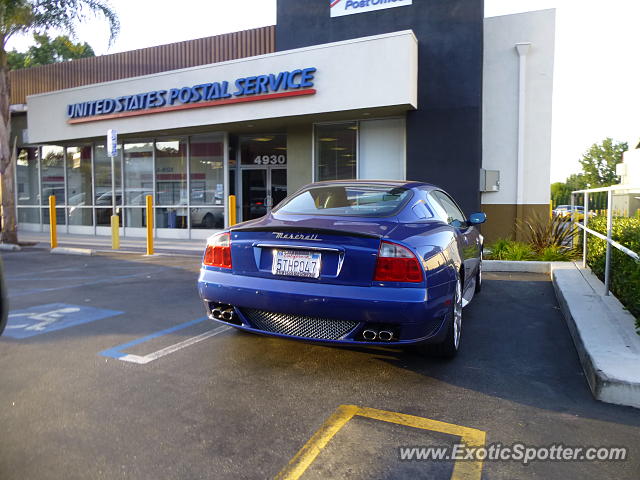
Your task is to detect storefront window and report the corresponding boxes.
[124,208,148,228]
[190,134,225,229]
[41,145,65,205]
[155,138,187,229]
[42,207,66,225]
[17,148,39,205]
[94,143,122,203]
[155,138,187,205]
[18,208,40,223]
[123,142,153,206]
[68,207,93,226]
[94,143,123,227]
[315,123,357,181]
[66,146,92,206]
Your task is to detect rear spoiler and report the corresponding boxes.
[230,225,383,239]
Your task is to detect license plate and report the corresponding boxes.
[272,250,321,278]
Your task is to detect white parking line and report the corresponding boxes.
[101,322,231,364]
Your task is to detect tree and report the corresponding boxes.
[0,1,119,244]
[8,33,94,70]
[579,137,627,188]
[551,174,587,207]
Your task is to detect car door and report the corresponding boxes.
[428,191,481,287]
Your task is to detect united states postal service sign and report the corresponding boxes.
[330,0,412,17]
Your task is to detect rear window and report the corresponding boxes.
[275,184,412,217]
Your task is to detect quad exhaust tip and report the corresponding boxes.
[378,330,393,342]
[210,305,235,322]
[362,330,377,341]
[362,329,394,342]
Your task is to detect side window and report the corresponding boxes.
[411,199,434,220]
[429,191,466,227]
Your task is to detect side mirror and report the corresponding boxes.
[468,212,487,225]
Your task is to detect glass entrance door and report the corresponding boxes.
[241,167,287,221]
[239,134,287,221]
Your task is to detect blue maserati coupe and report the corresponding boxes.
[197,180,486,357]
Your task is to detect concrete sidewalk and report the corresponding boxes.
[17,231,206,255]
[552,263,640,409]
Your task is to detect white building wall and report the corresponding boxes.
[27,31,418,144]
[482,9,555,206]
[359,118,406,180]
[619,149,640,185]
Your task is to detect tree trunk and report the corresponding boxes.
[1,152,16,244]
[0,46,17,245]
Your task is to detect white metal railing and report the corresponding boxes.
[571,185,640,296]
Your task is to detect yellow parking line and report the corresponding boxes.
[275,405,359,480]
[275,405,486,480]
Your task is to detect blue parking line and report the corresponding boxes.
[100,317,208,359]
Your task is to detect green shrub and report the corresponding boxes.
[517,213,577,253]
[586,217,640,329]
[487,238,512,260]
[487,240,535,261]
[538,245,575,261]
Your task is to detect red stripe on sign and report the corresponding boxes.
[330,0,341,7]
[67,89,317,125]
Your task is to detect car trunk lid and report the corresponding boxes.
[229,216,397,286]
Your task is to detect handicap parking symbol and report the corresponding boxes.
[4,303,123,339]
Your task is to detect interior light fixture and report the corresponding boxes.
[330,147,347,151]
[252,137,274,142]
[319,137,338,142]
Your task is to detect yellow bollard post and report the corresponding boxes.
[49,195,57,249]
[228,195,237,227]
[146,195,154,255]
[111,214,120,250]
[549,200,553,219]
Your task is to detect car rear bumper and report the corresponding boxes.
[197,267,454,345]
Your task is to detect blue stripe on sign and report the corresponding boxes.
[99,317,208,359]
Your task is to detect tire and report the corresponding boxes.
[475,256,482,294]
[429,275,463,358]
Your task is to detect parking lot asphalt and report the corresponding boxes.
[0,249,638,480]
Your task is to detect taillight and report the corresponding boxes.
[203,232,232,269]
[373,241,423,283]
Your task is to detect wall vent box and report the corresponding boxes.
[480,169,500,192]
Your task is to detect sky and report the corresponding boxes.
[7,0,640,183]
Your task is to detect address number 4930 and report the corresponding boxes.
[254,155,286,165]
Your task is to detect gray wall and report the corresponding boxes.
[276,0,484,214]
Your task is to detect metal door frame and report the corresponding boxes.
[239,166,287,222]
[236,134,288,223]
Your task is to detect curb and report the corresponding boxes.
[551,263,640,409]
[483,260,570,274]
[50,247,94,256]
[0,243,21,252]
